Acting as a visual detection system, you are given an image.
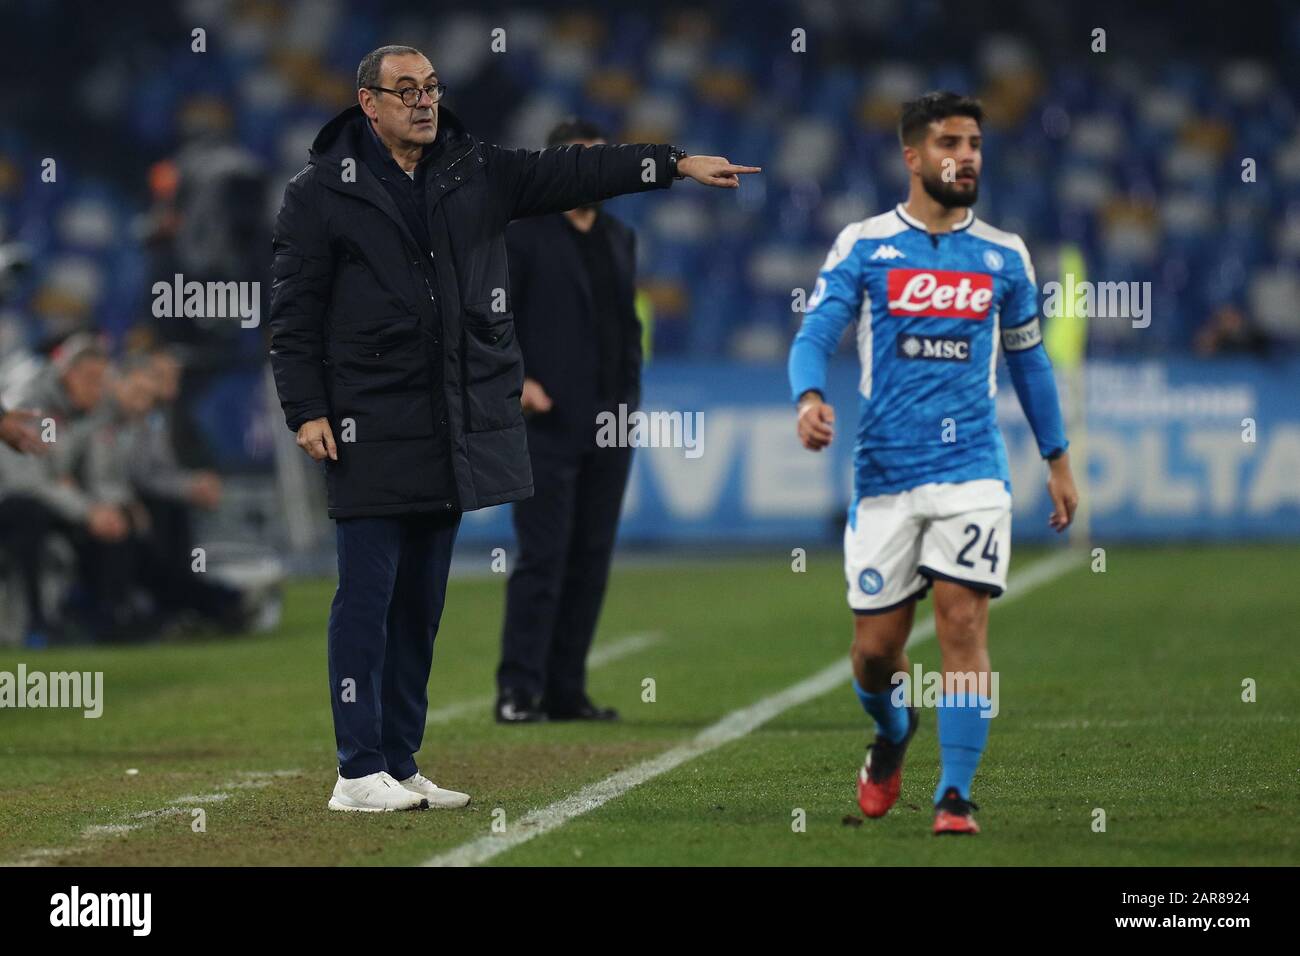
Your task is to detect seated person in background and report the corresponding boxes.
[141,345,224,512]
[88,355,247,638]
[0,334,124,643]
[142,345,282,633]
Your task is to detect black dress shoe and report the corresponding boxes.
[495,689,548,724]
[544,696,620,722]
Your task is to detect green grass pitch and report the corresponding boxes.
[0,543,1295,866]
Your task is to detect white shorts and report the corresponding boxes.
[844,479,1012,614]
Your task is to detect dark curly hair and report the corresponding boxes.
[898,91,983,146]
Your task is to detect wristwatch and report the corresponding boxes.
[667,146,689,180]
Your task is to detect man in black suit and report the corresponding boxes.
[495,119,644,723]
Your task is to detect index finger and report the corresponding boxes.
[724,164,762,174]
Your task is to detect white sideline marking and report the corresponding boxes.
[424,632,664,726]
[3,769,301,867]
[422,551,1082,867]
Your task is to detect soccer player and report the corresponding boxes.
[788,92,1078,835]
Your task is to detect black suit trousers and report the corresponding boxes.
[497,441,633,704]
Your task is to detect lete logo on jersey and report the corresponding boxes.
[886,269,994,319]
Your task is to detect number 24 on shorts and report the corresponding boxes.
[956,523,999,573]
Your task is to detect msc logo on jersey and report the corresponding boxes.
[870,244,907,261]
[858,568,885,595]
[896,333,971,361]
[886,269,994,319]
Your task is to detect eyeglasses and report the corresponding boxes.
[367,83,447,108]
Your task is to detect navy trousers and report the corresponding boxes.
[497,443,633,704]
[328,511,460,779]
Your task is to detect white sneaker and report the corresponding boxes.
[397,772,471,808]
[328,771,429,812]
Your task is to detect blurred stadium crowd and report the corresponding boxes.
[3,0,1297,358]
[0,0,1295,644]
[0,335,279,645]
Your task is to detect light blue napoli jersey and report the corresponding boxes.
[789,204,1046,499]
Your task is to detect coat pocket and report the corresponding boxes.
[325,318,433,441]
[462,304,523,432]
[331,316,422,378]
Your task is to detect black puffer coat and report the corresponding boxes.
[269,104,672,517]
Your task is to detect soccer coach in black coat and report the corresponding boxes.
[269,45,758,813]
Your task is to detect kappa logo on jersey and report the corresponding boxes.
[886,268,994,320]
[870,244,906,261]
[896,333,971,361]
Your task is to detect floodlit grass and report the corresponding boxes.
[1,544,1295,866]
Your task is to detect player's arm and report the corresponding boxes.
[788,224,864,451]
[1000,240,1077,531]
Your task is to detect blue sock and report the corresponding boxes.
[934,692,992,803]
[852,678,910,744]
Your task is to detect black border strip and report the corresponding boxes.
[918,564,1004,597]
[851,582,931,615]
